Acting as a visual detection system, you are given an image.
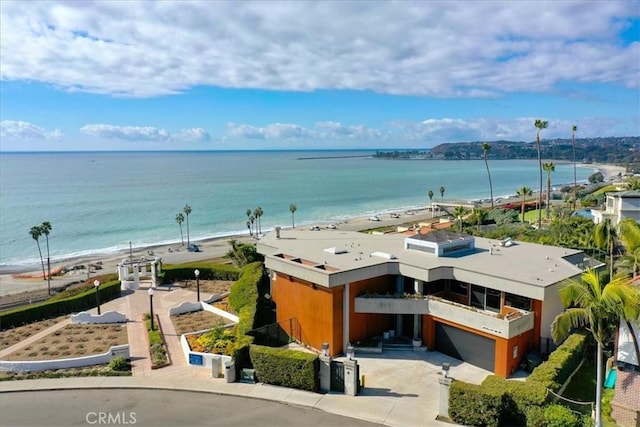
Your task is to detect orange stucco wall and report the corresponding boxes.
[348,276,395,344]
[271,274,343,356]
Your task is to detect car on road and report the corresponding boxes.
[187,244,201,252]
[368,215,381,221]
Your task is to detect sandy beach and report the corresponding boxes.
[0,161,626,297]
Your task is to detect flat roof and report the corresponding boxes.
[257,229,594,299]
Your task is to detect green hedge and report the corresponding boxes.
[0,279,121,330]
[448,331,588,426]
[162,263,240,282]
[528,332,588,391]
[229,262,263,371]
[249,344,319,392]
[450,380,503,427]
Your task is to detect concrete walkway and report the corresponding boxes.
[0,285,492,427]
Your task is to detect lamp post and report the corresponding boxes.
[194,269,200,302]
[148,287,155,330]
[94,280,101,315]
[129,240,133,265]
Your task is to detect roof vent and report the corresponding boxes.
[324,247,348,254]
[371,251,397,260]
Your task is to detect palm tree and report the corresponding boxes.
[534,119,548,229]
[594,219,617,280]
[543,162,555,220]
[183,204,192,245]
[41,221,52,295]
[482,143,494,208]
[618,217,640,254]
[452,206,468,232]
[249,214,255,237]
[571,125,578,211]
[439,186,445,201]
[471,208,488,233]
[619,247,640,277]
[254,207,264,235]
[551,270,640,427]
[289,203,297,228]
[29,225,46,281]
[175,213,185,246]
[517,186,532,223]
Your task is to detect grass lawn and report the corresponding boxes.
[562,359,617,426]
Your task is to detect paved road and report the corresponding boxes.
[0,389,382,427]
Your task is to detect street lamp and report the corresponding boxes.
[94,280,101,315]
[194,269,200,302]
[148,287,155,330]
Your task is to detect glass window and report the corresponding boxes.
[505,293,531,311]
[449,281,468,296]
[486,289,501,313]
[427,280,446,294]
[471,285,485,309]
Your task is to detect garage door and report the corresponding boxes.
[435,323,495,372]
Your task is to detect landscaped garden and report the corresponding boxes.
[0,315,67,350]
[2,323,127,361]
[171,309,232,336]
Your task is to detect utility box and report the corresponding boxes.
[210,356,221,378]
[343,359,359,396]
[224,360,236,383]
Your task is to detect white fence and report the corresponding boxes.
[0,345,130,372]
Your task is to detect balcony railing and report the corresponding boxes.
[354,294,534,339]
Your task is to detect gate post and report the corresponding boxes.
[343,359,359,396]
[437,377,453,421]
[319,355,331,392]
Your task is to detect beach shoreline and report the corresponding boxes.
[0,161,626,296]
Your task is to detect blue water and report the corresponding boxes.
[0,151,594,268]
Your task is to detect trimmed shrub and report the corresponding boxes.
[249,344,319,392]
[528,332,588,391]
[0,279,121,330]
[162,263,240,283]
[481,375,547,425]
[108,356,129,371]
[543,404,582,427]
[449,380,503,427]
[228,262,263,370]
[526,405,546,427]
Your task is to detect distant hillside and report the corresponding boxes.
[428,136,640,163]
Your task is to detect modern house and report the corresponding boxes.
[592,190,640,226]
[257,228,600,377]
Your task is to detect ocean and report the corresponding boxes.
[0,151,594,269]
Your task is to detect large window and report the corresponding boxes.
[471,286,501,312]
[449,281,468,296]
[427,280,446,295]
[505,293,531,311]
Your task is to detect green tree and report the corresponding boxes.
[543,162,555,220]
[246,209,253,236]
[289,203,297,229]
[619,217,640,254]
[551,270,640,427]
[471,208,488,233]
[183,204,192,245]
[249,214,255,237]
[175,213,185,246]
[619,247,640,277]
[452,206,468,232]
[40,221,52,295]
[225,239,263,267]
[254,207,264,235]
[439,186,445,201]
[29,225,46,281]
[482,143,494,208]
[517,186,532,223]
[625,177,640,190]
[572,125,578,211]
[534,119,548,229]
[594,219,618,280]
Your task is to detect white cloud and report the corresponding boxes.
[80,124,210,142]
[1,1,637,98]
[226,123,313,140]
[315,121,389,140]
[0,120,63,141]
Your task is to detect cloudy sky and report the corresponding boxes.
[0,0,638,151]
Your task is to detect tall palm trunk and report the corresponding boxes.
[536,139,543,228]
[36,241,45,280]
[44,235,51,294]
[572,125,578,211]
[595,342,603,427]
